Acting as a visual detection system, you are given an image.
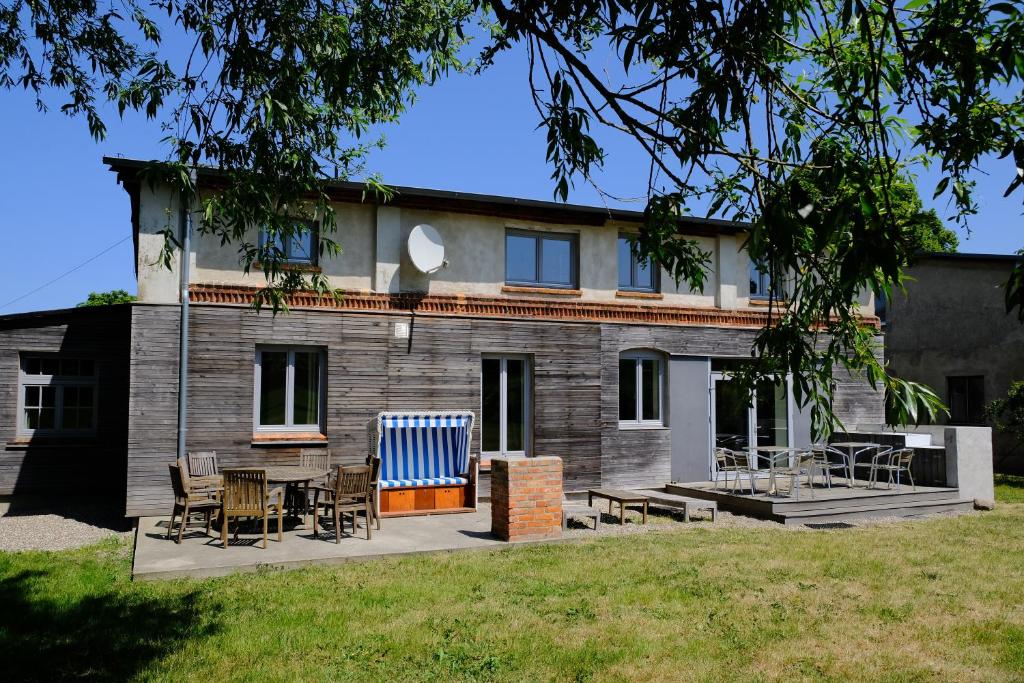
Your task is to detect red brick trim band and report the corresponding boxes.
[189,284,880,330]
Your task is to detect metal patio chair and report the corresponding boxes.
[714,447,755,494]
[810,444,851,488]
[867,447,916,491]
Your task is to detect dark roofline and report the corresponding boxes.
[0,303,132,329]
[918,251,1022,264]
[103,156,747,236]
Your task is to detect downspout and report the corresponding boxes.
[176,173,196,461]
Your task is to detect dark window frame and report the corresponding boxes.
[504,229,579,289]
[947,375,985,425]
[617,233,660,293]
[258,220,319,266]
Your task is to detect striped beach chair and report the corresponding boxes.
[367,411,478,515]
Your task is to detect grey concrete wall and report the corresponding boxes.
[886,256,1024,470]
[945,426,995,508]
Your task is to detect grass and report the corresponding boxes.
[3,484,1024,682]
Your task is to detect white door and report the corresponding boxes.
[481,355,530,459]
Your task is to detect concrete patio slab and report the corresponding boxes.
[133,504,509,581]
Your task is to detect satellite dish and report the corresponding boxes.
[407,223,446,274]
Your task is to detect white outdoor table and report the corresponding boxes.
[829,442,881,487]
[747,446,799,495]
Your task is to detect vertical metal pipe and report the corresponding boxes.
[175,174,195,460]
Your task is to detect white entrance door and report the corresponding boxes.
[481,355,530,459]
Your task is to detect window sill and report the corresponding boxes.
[5,437,98,450]
[615,290,663,300]
[251,432,328,447]
[502,285,581,296]
[253,262,322,274]
[748,297,789,307]
[617,424,669,431]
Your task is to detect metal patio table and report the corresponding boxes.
[829,442,881,487]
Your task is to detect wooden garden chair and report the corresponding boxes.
[167,464,220,544]
[187,450,223,491]
[220,468,285,549]
[311,464,373,543]
[298,448,331,523]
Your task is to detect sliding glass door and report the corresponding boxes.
[710,365,793,472]
[481,355,530,459]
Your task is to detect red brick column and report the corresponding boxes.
[490,457,563,541]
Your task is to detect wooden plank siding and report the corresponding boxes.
[0,306,130,503]
[124,303,884,517]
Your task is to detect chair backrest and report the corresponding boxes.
[891,448,915,467]
[168,464,188,502]
[222,469,268,514]
[299,448,330,471]
[188,451,219,477]
[335,465,372,499]
[369,412,474,482]
[176,457,193,491]
[714,448,732,469]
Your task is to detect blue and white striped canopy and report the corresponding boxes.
[378,414,472,488]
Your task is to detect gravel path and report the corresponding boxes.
[0,508,132,552]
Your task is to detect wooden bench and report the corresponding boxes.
[634,489,718,522]
[369,412,479,517]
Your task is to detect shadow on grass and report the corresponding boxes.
[0,565,220,681]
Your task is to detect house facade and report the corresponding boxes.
[885,252,1024,472]
[0,157,883,517]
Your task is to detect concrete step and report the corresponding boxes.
[778,498,975,525]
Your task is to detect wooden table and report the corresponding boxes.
[587,489,649,525]
[264,466,330,522]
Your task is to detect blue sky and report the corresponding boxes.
[0,46,1021,314]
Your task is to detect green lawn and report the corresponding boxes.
[3,484,1024,682]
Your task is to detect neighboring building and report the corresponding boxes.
[885,252,1024,471]
[0,157,883,517]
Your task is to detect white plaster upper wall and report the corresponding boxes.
[191,202,376,291]
[136,182,181,304]
[134,185,744,308]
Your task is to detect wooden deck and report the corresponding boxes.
[664,478,972,525]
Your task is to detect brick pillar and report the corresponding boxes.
[490,457,563,541]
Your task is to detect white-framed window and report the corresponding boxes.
[749,257,786,300]
[481,355,531,458]
[17,356,97,436]
[618,350,665,427]
[505,229,578,288]
[258,220,318,265]
[254,347,325,432]
[617,233,658,292]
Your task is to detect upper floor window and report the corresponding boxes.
[617,234,658,292]
[505,229,578,289]
[749,257,782,300]
[255,347,324,432]
[948,375,985,425]
[258,221,317,265]
[18,356,97,436]
[619,350,665,427]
